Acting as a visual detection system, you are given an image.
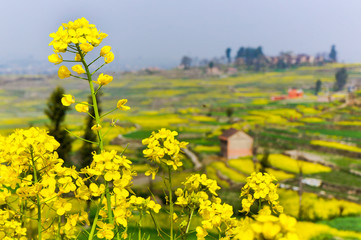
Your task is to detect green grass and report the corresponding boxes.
[307,171,361,189]
[319,216,361,232]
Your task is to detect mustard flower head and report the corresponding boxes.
[61,94,75,106]
[58,65,71,79]
[129,196,161,214]
[240,172,283,214]
[75,102,89,112]
[96,222,115,240]
[117,99,130,110]
[49,17,107,53]
[48,53,63,64]
[71,64,85,74]
[94,73,113,86]
[142,128,188,169]
[100,46,111,56]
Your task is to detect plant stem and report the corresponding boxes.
[138,211,143,240]
[30,149,42,240]
[57,215,61,240]
[88,193,105,240]
[167,166,174,240]
[76,45,119,240]
[184,208,194,239]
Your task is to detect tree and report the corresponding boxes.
[334,68,347,91]
[225,48,231,63]
[180,56,192,70]
[79,92,102,170]
[208,61,214,69]
[44,86,73,166]
[329,45,337,62]
[315,79,322,95]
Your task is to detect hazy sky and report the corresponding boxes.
[2,0,361,69]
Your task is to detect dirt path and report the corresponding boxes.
[182,147,202,170]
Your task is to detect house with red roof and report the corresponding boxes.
[219,128,253,160]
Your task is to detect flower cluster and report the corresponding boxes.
[175,174,220,209]
[240,172,283,214]
[0,209,27,240]
[142,128,188,170]
[129,196,161,214]
[49,17,107,53]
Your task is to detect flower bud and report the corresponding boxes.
[100,46,111,56]
[72,65,86,74]
[58,66,71,79]
[104,52,114,64]
[48,54,63,64]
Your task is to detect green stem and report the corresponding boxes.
[184,208,194,239]
[76,44,104,151]
[100,107,118,119]
[138,211,143,240]
[30,149,42,240]
[88,55,102,67]
[76,45,119,240]
[91,63,106,76]
[167,166,174,240]
[88,193,105,240]
[57,215,61,240]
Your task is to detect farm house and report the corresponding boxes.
[219,128,253,160]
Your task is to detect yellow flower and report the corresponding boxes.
[75,102,89,112]
[100,46,111,56]
[104,52,114,64]
[58,65,71,79]
[145,166,158,180]
[71,64,85,74]
[94,73,113,85]
[117,99,130,110]
[96,222,114,240]
[91,124,102,131]
[61,94,75,106]
[80,42,94,53]
[75,54,81,61]
[48,53,63,64]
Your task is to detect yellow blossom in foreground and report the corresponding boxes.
[61,94,75,106]
[75,102,89,112]
[94,73,113,85]
[96,222,114,240]
[117,99,130,110]
[48,53,63,64]
[100,46,111,56]
[80,42,94,53]
[58,65,71,79]
[104,52,114,64]
[72,64,85,74]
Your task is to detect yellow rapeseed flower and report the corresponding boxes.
[58,66,71,79]
[94,73,113,85]
[80,42,94,53]
[75,102,89,112]
[104,52,114,64]
[91,124,102,131]
[117,99,130,110]
[61,94,75,106]
[71,64,85,74]
[48,53,63,64]
[100,46,111,56]
[75,53,81,61]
